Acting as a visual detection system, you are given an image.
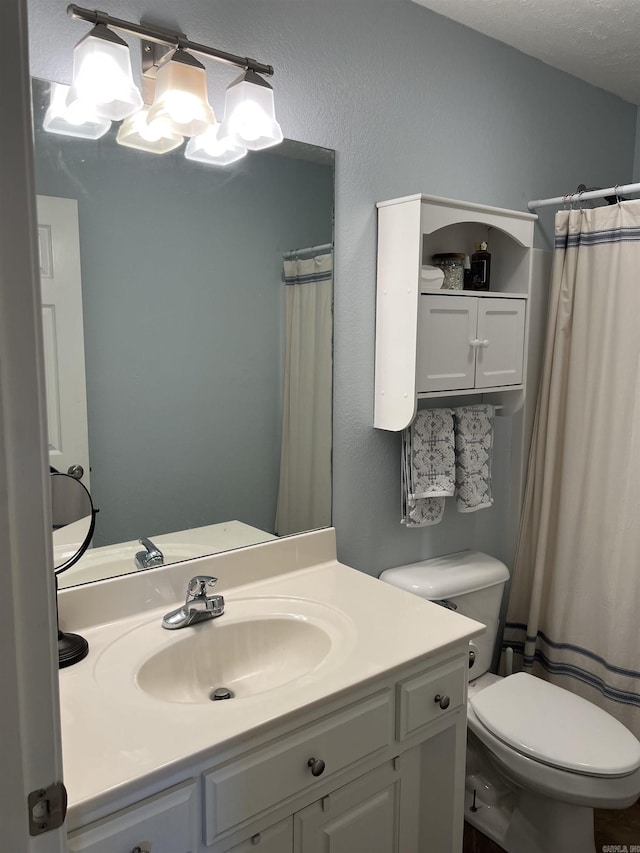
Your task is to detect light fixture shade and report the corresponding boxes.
[116,106,183,154]
[66,24,143,122]
[218,70,283,151]
[184,122,247,166]
[146,49,215,138]
[43,82,111,139]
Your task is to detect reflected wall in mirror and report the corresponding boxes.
[32,77,335,588]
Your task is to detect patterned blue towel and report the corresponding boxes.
[401,408,455,527]
[453,404,494,512]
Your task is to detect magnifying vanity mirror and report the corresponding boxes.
[32,77,335,589]
[51,471,97,666]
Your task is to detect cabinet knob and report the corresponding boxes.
[434,693,450,710]
[307,756,326,777]
[481,339,489,347]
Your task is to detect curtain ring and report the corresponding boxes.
[578,190,585,212]
[562,192,572,210]
[614,185,621,204]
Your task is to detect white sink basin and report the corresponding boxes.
[93,596,355,704]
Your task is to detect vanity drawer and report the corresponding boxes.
[204,691,393,845]
[67,780,198,853]
[396,658,467,741]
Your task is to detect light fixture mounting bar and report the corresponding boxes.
[66,4,274,76]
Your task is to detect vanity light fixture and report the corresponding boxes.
[43,81,111,139]
[66,23,143,121]
[218,70,283,151]
[58,5,283,161]
[146,49,215,138]
[116,105,183,154]
[184,122,247,166]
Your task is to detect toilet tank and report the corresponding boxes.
[379,550,509,680]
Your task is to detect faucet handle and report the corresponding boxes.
[186,575,218,600]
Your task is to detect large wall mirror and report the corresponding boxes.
[32,78,335,588]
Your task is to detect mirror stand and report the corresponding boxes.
[56,576,89,668]
[51,471,96,668]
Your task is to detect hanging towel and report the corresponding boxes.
[401,408,455,527]
[453,404,494,513]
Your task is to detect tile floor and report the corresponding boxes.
[463,799,640,852]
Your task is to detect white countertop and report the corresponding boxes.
[58,529,484,829]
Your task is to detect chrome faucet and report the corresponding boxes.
[135,538,164,570]
[162,575,225,630]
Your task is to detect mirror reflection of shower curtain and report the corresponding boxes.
[275,251,333,536]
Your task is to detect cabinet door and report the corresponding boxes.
[224,817,293,852]
[417,295,477,392]
[294,762,400,853]
[475,298,526,388]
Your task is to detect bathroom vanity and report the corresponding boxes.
[58,529,484,852]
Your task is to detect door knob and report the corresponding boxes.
[67,464,84,480]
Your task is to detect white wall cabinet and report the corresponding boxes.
[374,194,537,430]
[66,649,469,853]
[416,294,526,393]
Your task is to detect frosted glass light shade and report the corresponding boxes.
[147,49,215,138]
[218,70,283,151]
[66,24,143,122]
[184,122,246,166]
[43,82,111,139]
[116,107,183,154]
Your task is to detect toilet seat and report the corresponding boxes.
[470,672,640,777]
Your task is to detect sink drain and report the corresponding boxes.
[210,687,234,701]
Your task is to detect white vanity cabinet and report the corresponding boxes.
[374,193,537,430]
[66,649,469,853]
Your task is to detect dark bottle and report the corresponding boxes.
[470,241,491,290]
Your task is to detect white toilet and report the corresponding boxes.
[380,550,640,853]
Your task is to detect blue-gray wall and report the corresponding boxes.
[27,0,638,571]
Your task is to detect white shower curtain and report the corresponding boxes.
[275,251,333,536]
[504,200,640,737]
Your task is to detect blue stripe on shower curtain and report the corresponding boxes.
[555,224,640,249]
[503,624,640,708]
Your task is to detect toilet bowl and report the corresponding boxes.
[380,551,640,853]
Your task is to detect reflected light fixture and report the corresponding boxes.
[218,70,283,151]
[66,23,143,121]
[43,82,111,139]
[147,49,215,138]
[185,122,246,166]
[116,106,183,154]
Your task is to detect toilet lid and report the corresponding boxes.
[470,673,640,777]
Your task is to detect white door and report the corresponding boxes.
[37,195,91,487]
[1,2,67,850]
[416,294,477,393]
[475,297,526,389]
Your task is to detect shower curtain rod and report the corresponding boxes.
[283,242,333,259]
[528,181,640,211]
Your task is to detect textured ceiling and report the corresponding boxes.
[411,0,640,105]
